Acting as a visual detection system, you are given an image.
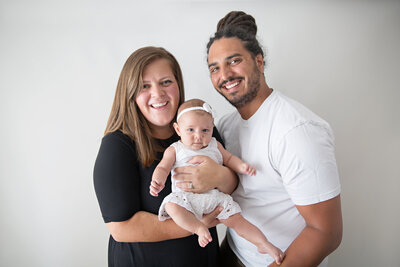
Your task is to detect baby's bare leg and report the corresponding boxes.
[165,202,212,247]
[220,213,285,265]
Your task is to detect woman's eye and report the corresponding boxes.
[142,84,149,90]
[161,80,172,86]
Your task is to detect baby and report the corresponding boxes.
[150,99,285,265]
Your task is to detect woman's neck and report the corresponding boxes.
[151,125,174,139]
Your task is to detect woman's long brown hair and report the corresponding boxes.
[105,47,185,166]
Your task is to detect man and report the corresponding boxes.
[206,11,342,267]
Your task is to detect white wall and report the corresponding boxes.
[1,1,399,266]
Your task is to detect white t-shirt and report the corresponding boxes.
[218,90,341,267]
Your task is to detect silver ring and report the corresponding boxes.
[189,182,193,189]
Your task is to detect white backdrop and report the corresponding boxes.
[1,1,399,266]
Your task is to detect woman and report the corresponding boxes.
[93,46,237,266]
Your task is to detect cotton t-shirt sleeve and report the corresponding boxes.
[93,133,141,223]
[272,122,341,206]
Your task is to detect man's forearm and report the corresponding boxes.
[269,196,343,267]
[268,225,342,267]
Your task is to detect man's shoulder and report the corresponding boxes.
[271,91,331,132]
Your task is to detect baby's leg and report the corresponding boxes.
[165,202,212,247]
[220,213,285,265]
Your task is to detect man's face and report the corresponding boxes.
[207,37,264,108]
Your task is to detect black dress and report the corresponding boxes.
[94,130,223,267]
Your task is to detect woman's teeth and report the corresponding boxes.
[152,102,167,108]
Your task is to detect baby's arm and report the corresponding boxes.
[150,146,176,196]
[217,142,256,176]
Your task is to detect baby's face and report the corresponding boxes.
[175,111,214,150]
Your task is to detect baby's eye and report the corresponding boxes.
[202,129,210,133]
[187,128,194,132]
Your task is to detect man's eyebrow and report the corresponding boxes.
[226,53,242,61]
[208,53,243,68]
[208,62,217,68]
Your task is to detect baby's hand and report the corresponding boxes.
[149,180,165,197]
[242,163,256,176]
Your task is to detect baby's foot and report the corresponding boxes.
[258,243,285,265]
[195,226,212,247]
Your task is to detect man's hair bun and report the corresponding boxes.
[216,11,257,37]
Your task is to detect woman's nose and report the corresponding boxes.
[150,84,165,97]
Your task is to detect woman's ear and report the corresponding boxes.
[173,122,181,136]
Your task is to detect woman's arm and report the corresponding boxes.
[106,211,189,242]
[106,207,223,242]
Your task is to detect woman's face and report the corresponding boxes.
[135,58,180,138]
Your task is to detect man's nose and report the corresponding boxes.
[220,65,233,82]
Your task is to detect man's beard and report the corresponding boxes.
[219,65,261,109]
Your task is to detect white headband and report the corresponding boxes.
[176,102,216,121]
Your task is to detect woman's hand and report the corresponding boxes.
[173,155,238,194]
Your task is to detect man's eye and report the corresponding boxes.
[210,67,218,73]
[230,58,241,64]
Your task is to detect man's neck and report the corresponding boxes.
[238,84,272,120]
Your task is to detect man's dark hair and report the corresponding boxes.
[207,11,265,62]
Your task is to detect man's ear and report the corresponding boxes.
[173,122,181,136]
[255,54,264,72]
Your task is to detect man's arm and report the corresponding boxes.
[269,195,343,267]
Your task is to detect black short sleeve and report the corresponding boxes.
[93,131,141,223]
[93,130,221,266]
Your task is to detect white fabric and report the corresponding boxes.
[158,137,241,221]
[176,102,216,121]
[218,90,340,267]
